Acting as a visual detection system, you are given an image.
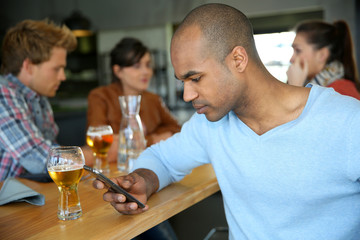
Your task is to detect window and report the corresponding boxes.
[254,31,295,83]
[250,10,323,83]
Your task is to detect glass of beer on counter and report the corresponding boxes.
[86,125,114,174]
[47,146,85,221]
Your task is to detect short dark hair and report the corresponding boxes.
[174,3,258,62]
[110,37,149,83]
[1,19,77,75]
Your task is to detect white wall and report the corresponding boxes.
[97,26,169,53]
[0,0,356,31]
[1,0,357,62]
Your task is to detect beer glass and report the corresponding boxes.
[86,125,114,173]
[47,146,85,221]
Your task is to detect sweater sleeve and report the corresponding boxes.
[133,113,210,190]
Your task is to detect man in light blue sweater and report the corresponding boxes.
[93,3,360,240]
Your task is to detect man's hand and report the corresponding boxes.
[92,169,159,215]
[287,57,308,86]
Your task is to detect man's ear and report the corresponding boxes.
[17,58,34,85]
[22,58,33,74]
[228,46,248,73]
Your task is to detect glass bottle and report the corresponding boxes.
[117,95,146,173]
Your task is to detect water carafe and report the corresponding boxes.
[117,95,146,173]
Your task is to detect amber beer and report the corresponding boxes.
[86,129,113,173]
[86,133,113,158]
[48,165,84,220]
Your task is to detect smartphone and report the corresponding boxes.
[83,165,145,208]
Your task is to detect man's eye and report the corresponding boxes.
[191,76,201,82]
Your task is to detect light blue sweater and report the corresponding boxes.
[134,85,360,240]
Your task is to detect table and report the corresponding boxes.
[0,164,219,240]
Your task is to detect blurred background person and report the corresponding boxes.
[87,37,181,162]
[0,19,84,181]
[287,19,360,100]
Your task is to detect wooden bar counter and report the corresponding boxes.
[0,164,219,240]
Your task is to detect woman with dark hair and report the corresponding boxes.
[86,37,179,240]
[87,37,181,149]
[287,19,360,100]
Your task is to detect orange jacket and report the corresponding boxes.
[87,82,181,146]
[327,79,360,100]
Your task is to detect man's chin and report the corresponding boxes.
[46,92,56,98]
[204,113,224,122]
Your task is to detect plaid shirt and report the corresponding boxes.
[0,74,59,181]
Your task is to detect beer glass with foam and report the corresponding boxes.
[47,146,85,220]
[86,125,114,173]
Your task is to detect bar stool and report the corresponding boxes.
[203,226,229,240]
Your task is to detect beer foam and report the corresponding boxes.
[48,164,83,172]
[87,129,113,137]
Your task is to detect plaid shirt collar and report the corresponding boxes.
[6,74,40,100]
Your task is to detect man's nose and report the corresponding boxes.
[59,68,66,81]
[183,82,198,102]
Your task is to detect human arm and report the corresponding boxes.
[0,87,57,175]
[343,103,360,181]
[147,131,173,144]
[87,88,119,163]
[81,145,96,166]
[105,134,118,163]
[145,97,181,145]
[92,168,158,214]
[286,57,308,86]
[93,113,210,214]
[86,89,111,128]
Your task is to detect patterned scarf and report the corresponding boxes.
[309,61,344,86]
